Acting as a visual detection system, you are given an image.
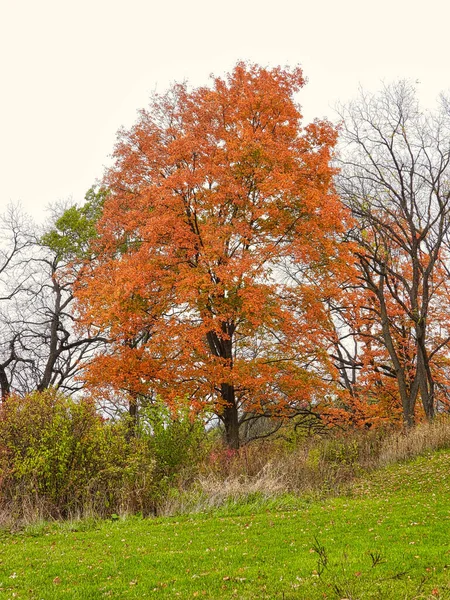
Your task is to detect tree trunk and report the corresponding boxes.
[126,395,139,439]
[222,383,239,449]
[416,327,435,421]
[377,282,417,428]
[402,401,415,428]
[206,323,239,449]
[38,274,61,392]
[0,366,10,403]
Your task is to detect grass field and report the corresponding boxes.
[1,450,450,599]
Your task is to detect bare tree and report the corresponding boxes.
[0,193,107,400]
[337,81,450,426]
[0,205,35,400]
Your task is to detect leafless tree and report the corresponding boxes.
[0,205,35,400]
[337,81,450,426]
[0,202,107,400]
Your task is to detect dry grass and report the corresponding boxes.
[4,416,450,525]
[160,416,450,515]
[377,417,450,464]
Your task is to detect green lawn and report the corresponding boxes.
[1,451,450,599]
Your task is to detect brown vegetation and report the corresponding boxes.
[1,389,450,528]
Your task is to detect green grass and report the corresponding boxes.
[2,451,450,599]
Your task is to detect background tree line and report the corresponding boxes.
[2,65,450,449]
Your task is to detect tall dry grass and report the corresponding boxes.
[160,416,450,515]
[3,395,450,526]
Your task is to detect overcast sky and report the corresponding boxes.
[1,0,449,223]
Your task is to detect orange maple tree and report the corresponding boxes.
[77,63,353,447]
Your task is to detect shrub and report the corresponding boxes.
[0,390,156,521]
[0,391,208,524]
[137,402,208,492]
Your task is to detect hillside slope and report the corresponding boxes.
[1,450,450,599]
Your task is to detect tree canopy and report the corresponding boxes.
[76,62,353,448]
[4,66,450,447]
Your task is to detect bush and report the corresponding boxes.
[0,390,208,524]
[137,402,208,493]
[0,392,138,520]
[0,390,107,513]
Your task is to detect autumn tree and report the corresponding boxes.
[326,287,406,427]
[0,190,107,399]
[77,63,352,448]
[337,81,450,427]
[35,187,108,394]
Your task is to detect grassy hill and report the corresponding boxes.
[1,449,450,599]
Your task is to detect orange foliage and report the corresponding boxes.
[76,63,354,447]
[329,215,450,427]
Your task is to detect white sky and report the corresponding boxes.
[1,0,450,223]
